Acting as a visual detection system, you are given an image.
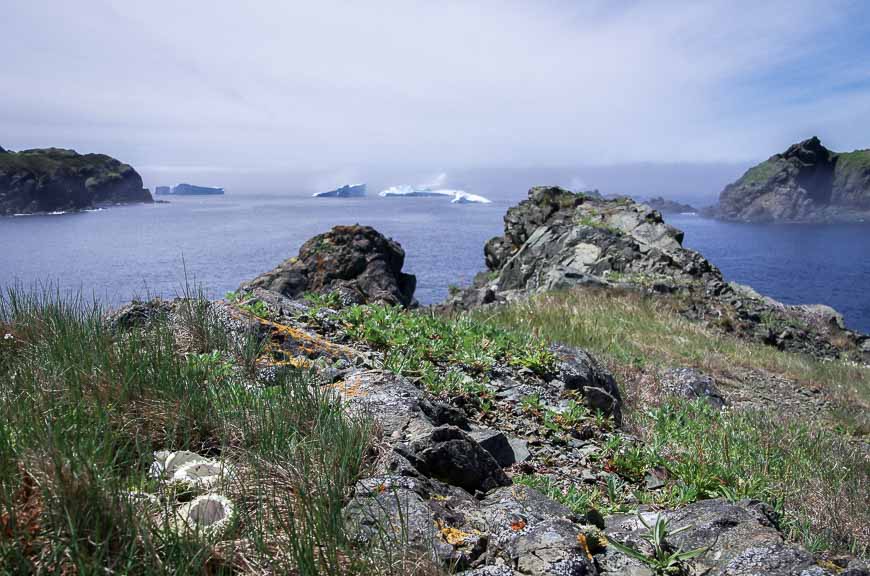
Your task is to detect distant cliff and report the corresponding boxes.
[642,196,698,214]
[0,147,152,215]
[717,137,870,222]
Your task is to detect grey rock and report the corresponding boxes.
[405,426,511,493]
[471,428,530,467]
[239,225,416,307]
[551,344,622,424]
[603,499,837,576]
[660,367,727,409]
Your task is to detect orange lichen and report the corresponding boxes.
[436,521,474,546]
[510,518,527,531]
[576,533,593,560]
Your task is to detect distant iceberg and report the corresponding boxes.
[313,183,367,198]
[450,190,492,204]
[156,183,225,195]
[379,185,491,204]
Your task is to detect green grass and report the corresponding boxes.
[336,303,555,395]
[610,400,869,556]
[739,158,786,185]
[0,288,399,575]
[475,288,870,556]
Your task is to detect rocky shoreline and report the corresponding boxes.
[97,189,868,575]
[446,186,869,363]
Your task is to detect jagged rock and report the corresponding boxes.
[401,426,511,493]
[0,146,152,215]
[444,186,867,360]
[660,367,726,409]
[239,225,417,307]
[601,499,841,576]
[717,136,870,223]
[551,344,622,424]
[470,427,530,467]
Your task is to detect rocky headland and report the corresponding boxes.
[639,197,698,214]
[3,192,868,574]
[0,146,152,215]
[716,137,870,222]
[447,186,869,362]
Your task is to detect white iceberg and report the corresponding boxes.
[450,190,492,204]
[313,183,367,198]
[378,185,490,204]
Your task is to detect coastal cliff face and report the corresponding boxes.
[0,147,152,215]
[717,137,870,222]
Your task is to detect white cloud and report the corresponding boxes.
[1,0,868,169]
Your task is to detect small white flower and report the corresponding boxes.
[3,333,12,340]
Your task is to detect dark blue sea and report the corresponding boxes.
[2,192,869,333]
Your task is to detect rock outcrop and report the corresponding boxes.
[102,227,866,576]
[446,186,868,361]
[641,196,698,214]
[717,137,870,222]
[0,147,153,215]
[239,225,417,307]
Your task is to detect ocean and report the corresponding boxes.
[2,192,869,333]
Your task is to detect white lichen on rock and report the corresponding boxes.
[174,493,236,539]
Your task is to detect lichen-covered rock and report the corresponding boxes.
[0,146,152,215]
[443,186,867,360]
[551,344,622,424]
[401,425,511,493]
[173,493,236,539]
[239,225,416,307]
[601,499,840,576]
[659,367,726,409]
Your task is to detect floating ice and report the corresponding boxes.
[379,186,491,204]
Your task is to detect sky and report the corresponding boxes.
[2,0,870,196]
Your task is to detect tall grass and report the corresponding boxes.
[0,288,382,575]
[476,288,870,556]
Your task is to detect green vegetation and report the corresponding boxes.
[225,291,272,320]
[739,157,786,185]
[479,288,870,556]
[609,400,868,555]
[0,288,409,575]
[575,214,620,233]
[608,513,708,576]
[834,149,870,172]
[337,304,556,395]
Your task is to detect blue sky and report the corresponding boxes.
[2,0,869,174]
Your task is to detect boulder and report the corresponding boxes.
[239,225,416,307]
[401,426,511,493]
[659,367,726,409]
[551,344,623,424]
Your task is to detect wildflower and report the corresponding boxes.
[3,333,12,340]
